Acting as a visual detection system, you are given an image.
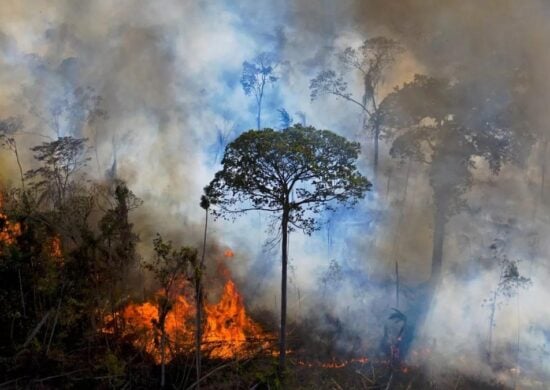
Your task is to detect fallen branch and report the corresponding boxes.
[330,378,344,390]
[0,376,28,388]
[384,372,394,390]
[453,375,462,390]
[21,310,51,349]
[355,369,375,384]
[31,369,86,384]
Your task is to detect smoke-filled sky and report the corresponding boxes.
[1,1,550,385]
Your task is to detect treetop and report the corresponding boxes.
[204,124,370,233]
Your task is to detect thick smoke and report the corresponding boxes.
[0,1,549,386]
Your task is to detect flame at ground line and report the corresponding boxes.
[104,277,272,363]
[203,279,267,358]
[0,193,21,248]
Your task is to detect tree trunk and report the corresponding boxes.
[160,328,166,388]
[257,94,263,130]
[514,293,521,389]
[395,261,400,309]
[194,281,203,387]
[541,138,547,201]
[278,206,289,377]
[487,290,497,362]
[195,209,207,390]
[373,124,379,180]
[13,142,25,190]
[18,268,26,317]
[361,79,369,133]
[430,208,447,284]
[46,282,65,355]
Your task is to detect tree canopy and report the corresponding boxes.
[310,37,403,176]
[205,124,371,233]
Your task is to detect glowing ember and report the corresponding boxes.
[106,277,270,363]
[48,236,63,261]
[0,193,21,248]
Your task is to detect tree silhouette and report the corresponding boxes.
[310,37,403,177]
[380,74,533,283]
[241,52,280,130]
[204,124,370,375]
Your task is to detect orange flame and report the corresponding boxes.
[0,193,21,248]
[203,279,265,358]
[48,235,63,262]
[106,277,270,363]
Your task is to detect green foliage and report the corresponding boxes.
[145,234,197,292]
[99,180,141,273]
[199,194,210,210]
[0,138,142,384]
[205,124,371,234]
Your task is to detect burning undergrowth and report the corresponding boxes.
[103,248,274,364]
[0,194,21,247]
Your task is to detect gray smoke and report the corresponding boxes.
[0,1,549,386]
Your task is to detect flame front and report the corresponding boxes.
[203,279,265,358]
[108,278,270,363]
[0,194,21,248]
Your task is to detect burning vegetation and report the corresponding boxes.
[0,194,21,248]
[105,275,271,363]
[2,1,550,389]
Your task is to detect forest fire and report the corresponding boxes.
[3,2,550,388]
[106,273,271,363]
[0,193,21,247]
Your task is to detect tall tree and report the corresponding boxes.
[310,37,403,177]
[25,137,90,208]
[192,195,210,390]
[0,117,25,189]
[99,180,142,333]
[379,74,533,284]
[240,52,280,130]
[204,124,370,375]
[482,240,531,363]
